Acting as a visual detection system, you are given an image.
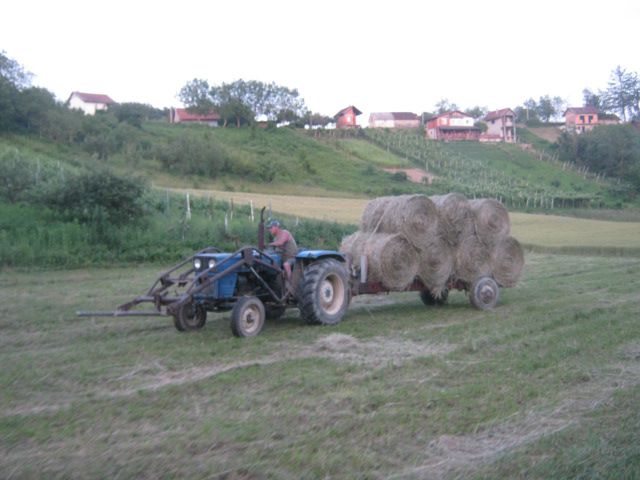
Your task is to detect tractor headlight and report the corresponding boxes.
[193,258,202,270]
[208,259,217,269]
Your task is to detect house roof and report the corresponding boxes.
[564,106,598,115]
[335,105,362,118]
[174,108,220,121]
[485,108,515,121]
[370,112,419,121]
[68,91,116,104]
[425,110,473,121]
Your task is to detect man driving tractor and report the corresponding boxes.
[267,220,298,290]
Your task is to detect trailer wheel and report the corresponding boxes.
[231,296,265,337]
[173,302,207,331]
[420,288,449,306]
[469,276,500,310]
[299,259,349,325]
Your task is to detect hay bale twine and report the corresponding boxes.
[360,197,394,232]
[364,233,420,290]
[416,238,455,297]
[376,195,440,248]
[430,193,475,247]
[469,198,511,246]
[455,234,492,283]
[491,236,525,287]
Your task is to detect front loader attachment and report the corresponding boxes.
[76,246,221,318]
[76,245,286,319]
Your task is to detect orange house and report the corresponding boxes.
[425,111,480,141]
[564,107,598,133]
[334,105,362,128]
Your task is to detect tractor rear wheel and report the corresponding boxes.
[299,259,349,325]
[173,302,207,332]
[231,296,266,337]
[469,276,500,310]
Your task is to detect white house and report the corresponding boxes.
[67,91,116,115]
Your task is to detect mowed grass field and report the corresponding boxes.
[1,252,640,478]
[168,187,640,252]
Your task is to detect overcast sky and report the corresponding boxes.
[2,0,639,124]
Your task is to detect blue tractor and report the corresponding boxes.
[78,209,350,337]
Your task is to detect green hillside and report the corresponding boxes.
[2,124,626,208]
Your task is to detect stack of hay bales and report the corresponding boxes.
[340,193,524,295]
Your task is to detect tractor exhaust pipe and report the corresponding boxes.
[258,206,266,250]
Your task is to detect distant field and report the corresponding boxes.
[166,187,640,252]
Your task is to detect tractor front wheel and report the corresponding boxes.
[231,296,266,337]
[469,276,500,310]
[173,302,207,332]
[299,259,349,325]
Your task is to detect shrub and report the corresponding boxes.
[0,149,33,203]
[40,169,147,226]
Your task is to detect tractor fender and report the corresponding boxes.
[295,250,345,264]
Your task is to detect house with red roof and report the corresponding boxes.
[169,107,221,126]
[67,92,116,115]
[425,111,480,141]
[564,106,598,133]
[334,106,362,128]
[369,112,420,129]
[483,108,516,143]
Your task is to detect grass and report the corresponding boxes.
[1,253,639,478]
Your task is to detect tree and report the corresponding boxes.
[537,95,556,122]
[178,79,214,113]
[435,98,458,114]
[179,78,308,127]
[464,106,487,119]
[0,50,32,90]
[551,96,566,121]
[582,88,602,109]
[557,125,640,193]
[520,98,538,122]
[603,66,640,122]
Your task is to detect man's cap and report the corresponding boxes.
[267,219,280,228]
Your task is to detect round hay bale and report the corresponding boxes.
[416,238,455,297]
[339,231,376,264]
[430,193,475,247]
[364,233,420,290]
[491,236,525,287]
[469,198,511,246]
[377,195,441,249]
[360,197,394,232]
[455,234,492,283]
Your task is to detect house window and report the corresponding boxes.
[579,115,585,123]
[588,115,593,123]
